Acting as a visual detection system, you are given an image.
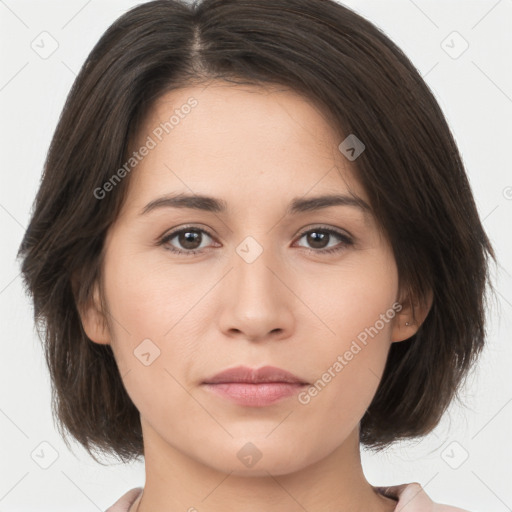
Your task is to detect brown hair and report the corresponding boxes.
[17,0,496,464]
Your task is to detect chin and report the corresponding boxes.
[201,439,320,478]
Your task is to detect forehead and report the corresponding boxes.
[122,81,370,219]
[140,81,342,156]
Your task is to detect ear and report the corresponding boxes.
[391,287,433,343]
[73,275,111,345]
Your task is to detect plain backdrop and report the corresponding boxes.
[1,1,511,511]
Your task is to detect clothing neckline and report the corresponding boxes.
[123,486,398,512]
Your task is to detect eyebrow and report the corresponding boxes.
[140,192,371,216]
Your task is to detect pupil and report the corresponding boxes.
[308,231,327,248]
[180,230,200,249]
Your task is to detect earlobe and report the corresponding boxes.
[391,288,433,343]
[74,279,111,345]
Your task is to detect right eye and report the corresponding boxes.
[159,226,217,256]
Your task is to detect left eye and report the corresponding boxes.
[159,226,353,256]
[295,227,353,254]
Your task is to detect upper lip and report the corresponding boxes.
[202,365,308,385]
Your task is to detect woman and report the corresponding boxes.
[17,0,495,511]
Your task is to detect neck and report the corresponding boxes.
[133,419,397,512]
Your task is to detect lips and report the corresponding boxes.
[202,366,309,407]
[202,365,309,385]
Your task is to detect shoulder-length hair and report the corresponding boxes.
[17,0,496,463]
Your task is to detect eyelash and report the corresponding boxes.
[158,225,354,257]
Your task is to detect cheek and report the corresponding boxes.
[299,314,394,436]
[102,243,188,335]
[100,240,215,399]
[302,254,398,408]
[315,251,398,344]
[99,245,187,379]
[101,249,200,422]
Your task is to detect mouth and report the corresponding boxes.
[202,365,309,385]
[201,365,309,407]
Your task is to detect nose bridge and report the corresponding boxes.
[216,231,294,339]
[232,233,280,302]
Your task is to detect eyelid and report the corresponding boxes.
[159,223,353,242]
[295,224,354,241]
[158,224,217,249]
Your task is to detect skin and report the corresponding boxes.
[80,81,431,512]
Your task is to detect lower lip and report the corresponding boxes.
[202,382,307,407]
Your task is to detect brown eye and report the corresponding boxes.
[160,227,215,255]
[295,227,353,255]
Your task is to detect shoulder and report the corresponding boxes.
[374,482,472,512]
[105,487,143,512]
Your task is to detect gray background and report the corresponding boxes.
[1,1,511,511]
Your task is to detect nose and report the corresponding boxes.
[217,241,295,342]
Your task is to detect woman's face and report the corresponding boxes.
[85,82,408,476]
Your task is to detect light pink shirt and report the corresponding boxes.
[105,483,471,512]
